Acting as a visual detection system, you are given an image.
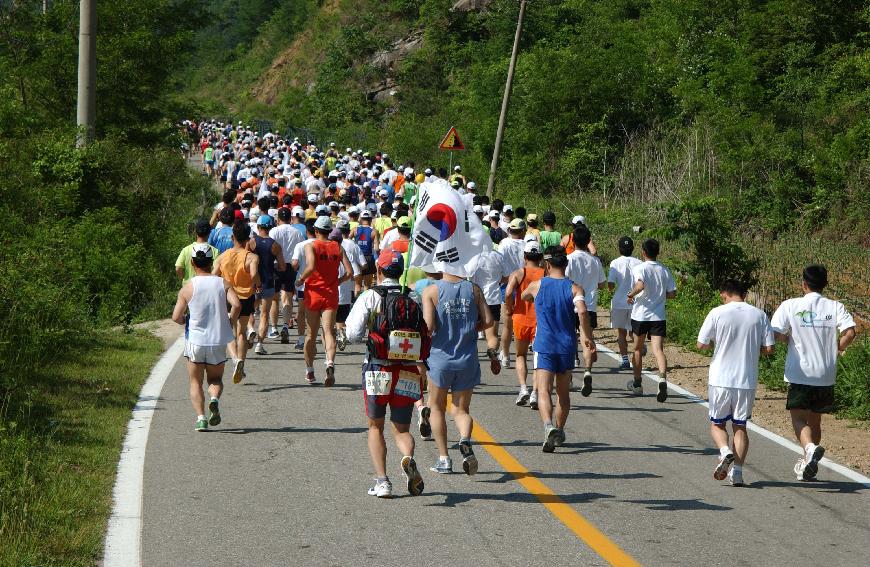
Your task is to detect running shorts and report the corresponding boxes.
[256,287,276,300]
[296,289,305,302]
[361,256,376,276]
[708,385,756,425]
[274,268,296,292]
[488,303,501,323]
[236,296,255,317]
[610,308,632,331]
[362,362,422,424]
[304,288,338,312]
[513,322,535,343]
[428,365,481,393]
[337,304,351,323]
[184,342,228,366]
[575,312,598,330]
[631,319,666,337]
[533,351,575,374]
[786,383,835,414]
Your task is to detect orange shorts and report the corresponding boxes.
[513,322,536,343]
[304,287,338,312]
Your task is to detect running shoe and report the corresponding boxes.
[246,328,256,348]
[618,360,631,371]
[195,418,208,432]
[581,371,593,397]
[487,348,502,375]
[656,381,668,403]
[268,327,280,340]
[641,344,648,357]
[324,364,335,387]
[401,456,425,496]
[232,359,245,384]
[626,379,643,396]
[554,429,566,447]
[729,468,745,487]
[713,453,734,480]
[305,371,316,385]
[207,399,221,426]
[794,458,807,481]
[295,336,304,350]
[458,441,478,476]
[528,390,538,410]
[542,426,559,453]
[254,342,267,355]
[802,445,825,480]
[515,389,530,407]
[367,479,393,498]
[279,326,289,343]
[336,330,347,352]
[499,352,510,370]
[430,457,453,474]
[418,406,432,439]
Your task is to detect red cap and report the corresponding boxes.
[233,210,245,221]
[376,248,404,271]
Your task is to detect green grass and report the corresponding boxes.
[0,330,163,567]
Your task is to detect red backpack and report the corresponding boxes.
[367,286,431,362]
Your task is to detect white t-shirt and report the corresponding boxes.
[470,250,508,306]
[565,250,605,311]
[338,239,363,305]
[698,302,775,389]
[770,293,855,386]
[380,228,400,251]
[291,238,315,290]
[269,223,305,263]
[629,261,676,322]
[497,237,525,280]
[608,255,642,310]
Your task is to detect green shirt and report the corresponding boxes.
[402,182,418,205]
[176,242,219,284]
[204,147,214,162]
[539,230,562,250]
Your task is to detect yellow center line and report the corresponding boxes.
[449,397,641,566]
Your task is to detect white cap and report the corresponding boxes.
[338,211,350,221]
[314,216,332,231]
[472,205,483,213]
[348,206,359,215]
[523,240,541,254]
[307,194,319,203]
[328,201,339,208]
[378,189,388,197]
[488,210,499,219]
[360,209,372,219]
[467,181,476,190]
[572,215,586,226]
[192,242,214,258]
[503,204,513,212]
[454,165,461,171]
[403,167,414,176]
[291,206,305,218]
[424,168,432,175]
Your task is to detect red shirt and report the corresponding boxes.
[306,240,341,292]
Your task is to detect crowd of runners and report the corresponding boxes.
[173,119,858,497]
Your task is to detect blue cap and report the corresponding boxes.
[257,215,273,227]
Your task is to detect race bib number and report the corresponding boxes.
[393,371,422,399]
[387,331,422,361]
[364,371,392,396]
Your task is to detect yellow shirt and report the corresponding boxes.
[373,217,392,238]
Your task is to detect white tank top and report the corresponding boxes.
[187,276,234,346]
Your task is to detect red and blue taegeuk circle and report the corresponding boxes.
[426,204,457,241]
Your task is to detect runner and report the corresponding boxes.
[538,211,561,250]
[421,268,493,475]
[171,244,240,431]
[697,279,775,486]
[250,215,286,355]
[296,216,354,386]
[269,207,305,343]
[626,238,676,402]
[469,246,505,376]
[208,208,236,254]
[521,246,595,452]
[332,221,363,351]
[504,240,545,408]
[345,249,427,498]
[607,236,642,370]
[353,209,378,290]
[291,221,316,351]
[497,218,527,369]
[565,225,605,396]
[175,219,218,284]
[770,265,856,481]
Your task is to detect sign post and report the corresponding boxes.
[438,126,465,173]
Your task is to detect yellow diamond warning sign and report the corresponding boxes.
[438,126,465,151]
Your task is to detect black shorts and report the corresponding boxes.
[360,256,376,276]
[239,296,256,317]
[337,304,351,323]
[575,312,598,330]
[488,304,501,322]
[786,383,835,414]
[631,319,666,337]
[274,268,296,292]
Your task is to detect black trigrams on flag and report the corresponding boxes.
[414,232,438,253]
[464,210,469,232]
[435,247,460,263]
[417,191,430,214]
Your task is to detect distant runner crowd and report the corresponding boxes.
[174,119,857,497]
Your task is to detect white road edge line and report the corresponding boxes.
[596,343,870,488]
[103,336,185,567]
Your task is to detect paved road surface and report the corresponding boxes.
[142,327,869,566]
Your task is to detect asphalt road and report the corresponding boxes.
[142,325,869,566]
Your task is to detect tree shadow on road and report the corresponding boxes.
[477,470,661,484]
[622,498,732,511]
[746,479,867,494]
[210,426,367,435]
[424,490,615,507]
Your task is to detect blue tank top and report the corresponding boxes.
[533,277,576,355]
[355,225,374,257]
[209,226,234,254]
[253,235,276,289]
[429,279,479,372]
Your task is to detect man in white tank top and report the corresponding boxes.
[172,244,241,431]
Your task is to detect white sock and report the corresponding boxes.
[326,360,334,367]
[306,366,314,373]
[519,385,528,393]
[439,455,450,462]
[210,397,219,403]
[197,414,206,421]
[805,443,816,457]
[731,464,742,472]
[719,446,732,458]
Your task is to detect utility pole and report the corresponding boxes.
[486,0,526,199]
[76,0,96,147]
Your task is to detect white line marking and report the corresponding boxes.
[103,336,185,567]
[596,343,870,488]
